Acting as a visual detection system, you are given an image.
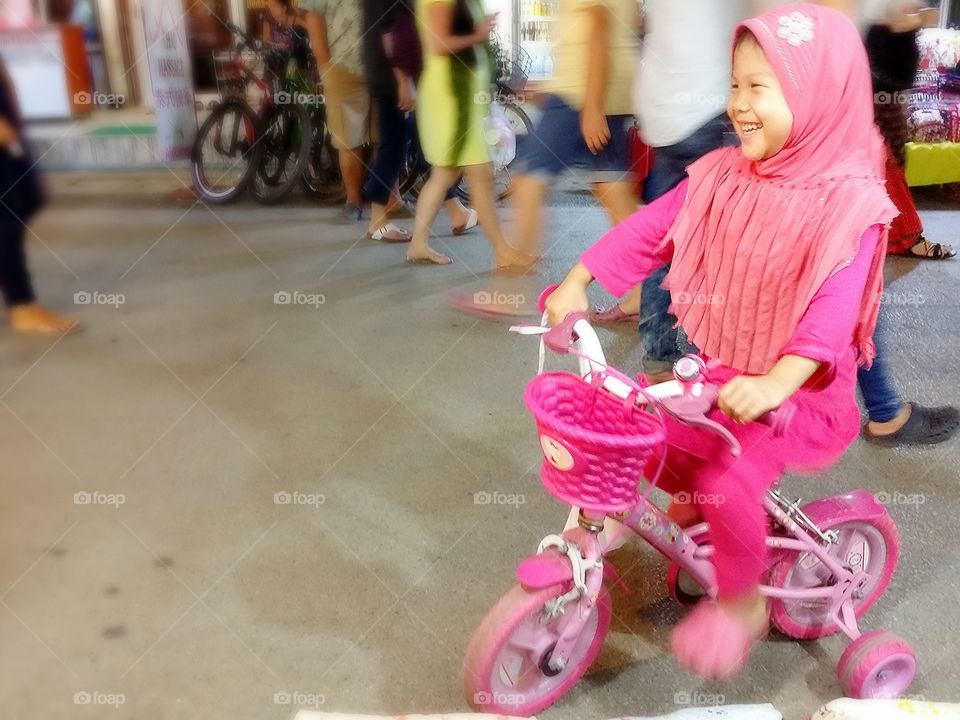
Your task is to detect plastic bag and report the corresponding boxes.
[484,102,517,170]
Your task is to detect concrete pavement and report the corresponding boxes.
[1,172,958,720]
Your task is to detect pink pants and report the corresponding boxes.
[649,417,786,599]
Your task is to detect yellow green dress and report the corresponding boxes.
[415,0,492,167]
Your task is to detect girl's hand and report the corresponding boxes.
[718,374,789,424]
[397,74,416,112]
[545,264,593,326]
[0,117,18,148]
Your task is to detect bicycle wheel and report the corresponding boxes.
[250,102,312,205]
[300,104,346,204]
[398,128,431,201]
[192,100,260,203]
[457,99,534,205]
[768,501,900,640]
[464,583,611,715]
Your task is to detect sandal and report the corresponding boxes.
[901,237,956,260]
[589,304,640,325]
[862,403,959,447]
[452,208,479,236]
[671,600,768,680]
[367,223,412,243]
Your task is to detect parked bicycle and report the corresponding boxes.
[463,287,916,714]
[191,23,342,205]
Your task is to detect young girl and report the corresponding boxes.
[547,4,897,679]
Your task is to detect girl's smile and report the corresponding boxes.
[728,34,793,161]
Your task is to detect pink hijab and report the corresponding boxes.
[664,4,898,375]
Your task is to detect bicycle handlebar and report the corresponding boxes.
[533,285,794,454]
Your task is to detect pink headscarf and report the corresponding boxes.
[664,4,898,375]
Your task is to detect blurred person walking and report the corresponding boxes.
[865,0,955,258]
[302,0,376,222]
[361,0,478,243]
[0,58,77,335]
[407,0,510,265]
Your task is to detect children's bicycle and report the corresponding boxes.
[463,288,917,714]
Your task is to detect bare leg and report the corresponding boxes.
[506,174,549,269]
[461,163,512,266]
[339,146,365,206]
[409,166,460,264]
[593,181,641,314]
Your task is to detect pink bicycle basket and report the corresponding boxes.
[525,370,666,514]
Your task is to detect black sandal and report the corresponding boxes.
[904,237,957,260]
[863,403,960,447]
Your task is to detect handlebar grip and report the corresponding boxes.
[537,284,560,314]
[757,401,796,438]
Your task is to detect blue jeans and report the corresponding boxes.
[364,95,409,206]
[857,304,904,423]
[638,113,736,369]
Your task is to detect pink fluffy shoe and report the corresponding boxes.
[671,600,768,680]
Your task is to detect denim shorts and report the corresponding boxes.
[516,94,631,183]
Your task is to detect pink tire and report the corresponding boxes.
[837,630,917,698]
[768,507,899,640]
[463,583,611,715]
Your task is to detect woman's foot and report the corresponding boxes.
[406,247,452,265]
[900,237,956,260]
[10,303,80,335]
[495,246,541,273]
[863,403,960,446]
[671,592,768,680]
[367,223,412,243]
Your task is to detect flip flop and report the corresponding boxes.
[862,403,959,446]
[452,208,479,236]
[367,223,411,243]
[12,320,83,337]
[589,304,640,325]
[899,238,956,260]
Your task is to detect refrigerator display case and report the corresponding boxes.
[514,0,557,80]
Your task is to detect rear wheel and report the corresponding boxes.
[300,104,345,204]
[768,509,900,640]
[250,102,312,205]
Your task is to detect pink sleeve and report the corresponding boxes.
[580,179,688,297]
[780,224,883,387]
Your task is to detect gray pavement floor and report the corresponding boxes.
[1,171,959,720]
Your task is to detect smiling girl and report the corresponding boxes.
[546,5,898,679]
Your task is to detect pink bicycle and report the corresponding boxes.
[463,293,917,714]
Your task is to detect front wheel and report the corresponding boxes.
[191,100,260,203]
[463,583,610,715]
[250,102,312,205]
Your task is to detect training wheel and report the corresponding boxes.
[837,630,917,699]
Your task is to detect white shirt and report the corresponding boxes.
[635,0,866,147]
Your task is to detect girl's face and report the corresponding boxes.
[267,0,289,22]
[728,36,794,161]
